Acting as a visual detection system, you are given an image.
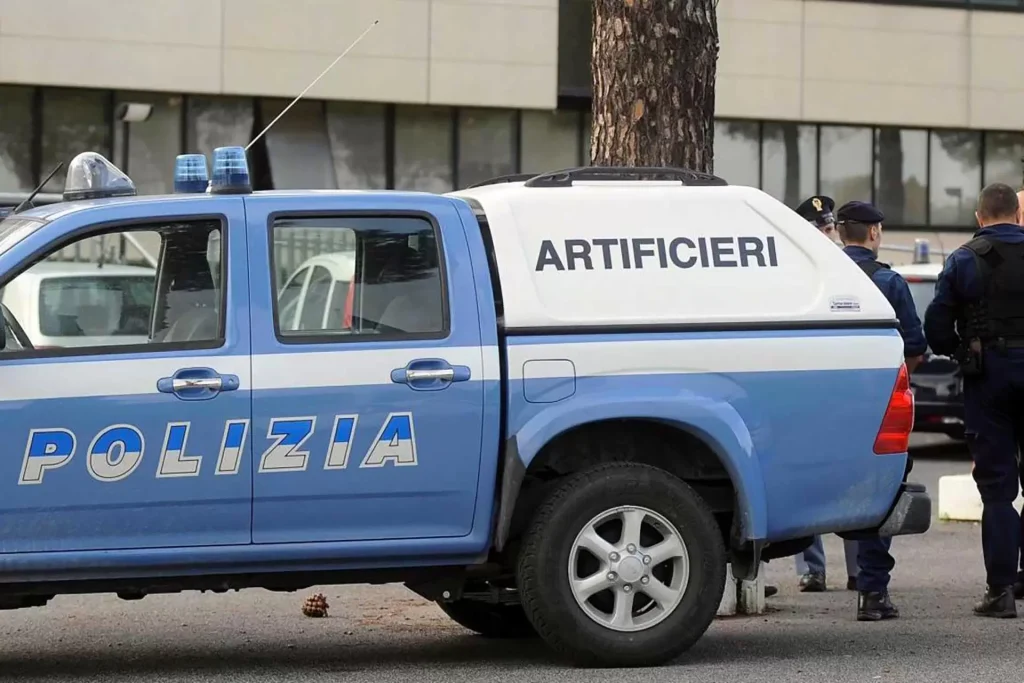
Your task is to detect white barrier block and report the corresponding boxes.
[938,473,1023,522]
[717,564,737,616]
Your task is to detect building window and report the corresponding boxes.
[112,92,183,196]
[394,105,453,193]
[457,108,516,188]
[40,89,111,194]
[261,99,336,190]
[582,112,592,165]
[929,130,982,227]
[326,102,386,190]
[820,125,873,206]
[0,86,35,194]
[874,128,927,226]
[761,122,816,208]
[713,120,759,188]
[983,131,1024,189]
[186,96,254,163]
[521,110,579,175]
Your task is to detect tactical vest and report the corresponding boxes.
[959,236,1024,342]
[856,259,887,281]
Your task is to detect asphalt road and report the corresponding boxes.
[0,434,1008,683]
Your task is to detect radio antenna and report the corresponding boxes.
[246,18,380,151]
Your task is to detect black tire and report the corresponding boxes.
[516,462,726,668]
[437,599,537,638]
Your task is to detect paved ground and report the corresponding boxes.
[0,434,1010,683]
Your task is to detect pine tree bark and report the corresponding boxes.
[590,0,719,173]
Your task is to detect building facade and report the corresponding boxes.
[1,0,1023,249]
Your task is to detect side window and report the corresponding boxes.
[277,266,308,332]
[0,220,225,355]
[272,215,446,341]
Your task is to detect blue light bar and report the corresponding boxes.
[209,146,252,195]
[63,152,136,202]
[174,154,209,194]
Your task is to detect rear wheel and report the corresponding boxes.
[516,462,726,667]
[437,599,537,638]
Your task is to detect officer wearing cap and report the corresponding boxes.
[837,199,926,621]
[795,195,840,244]
[925,182,1024,618]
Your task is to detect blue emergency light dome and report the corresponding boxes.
[174,154,209,193]
[62,152,136,202]
[209,146,252,195]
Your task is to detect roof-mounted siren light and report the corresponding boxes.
[913,238,930,264]
[208,146,252,195]
[62,152,137,202]
[174,154,209,194]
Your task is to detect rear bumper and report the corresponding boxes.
[839,482,932,540]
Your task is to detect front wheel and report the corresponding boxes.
[516,462,727,668]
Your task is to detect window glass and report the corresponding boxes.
[0,85,35,193]
[457,108,516,188]
[326,102,386,189]
[874,128,928,225]
[983,131,1024,188]
[40,88,111,194]
[112,92,183,195]
[521,110,580,175]
[583,112,592,165]
[929,130,981,227]
[713,120,759,187]
[761,122,817,207]
[820,125,873,205]
[261,99,336,190]
[0,221,223,354]
[272,216,445,340]
[394,105,453,193]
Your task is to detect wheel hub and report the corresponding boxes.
[614,554,646,583]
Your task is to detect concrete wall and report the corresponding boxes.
[717,0,1024,130]
[0,0,559,109]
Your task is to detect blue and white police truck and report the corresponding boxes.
[0,150,930,668]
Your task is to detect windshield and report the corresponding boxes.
[38,275,155,338]
[906,280,936,325]
[0,217,46,258]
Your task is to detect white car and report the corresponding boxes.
[893,261,943,323]
[0,261,155,349]
[277,251,355,334]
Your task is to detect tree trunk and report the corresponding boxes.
[590,0,719,173]
[876,127,905,225]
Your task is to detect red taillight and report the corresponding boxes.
[874,363,914,455]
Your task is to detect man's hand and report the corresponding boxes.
[905,355,924,374]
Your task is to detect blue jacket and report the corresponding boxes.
[843,245,928,358]
[923,223,1024,357]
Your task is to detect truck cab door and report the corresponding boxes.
[0,198,253,553]
[244,194,489,546]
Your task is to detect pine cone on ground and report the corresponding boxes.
[302,592,329,618]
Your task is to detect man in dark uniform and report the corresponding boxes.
[925,182,1024,618]
[795,195,840,244]
[837,199,927,620]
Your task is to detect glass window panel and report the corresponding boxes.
[112,92,183,196]
[874,128,928,226]
[583,111,592,165]
[40,89,111,194]
[521,110,579,175]
[261,99,336,190]
[929,130,982,227]
[761,122,817,208]
[457,108,516,188]
[325,102,386,190]
[186,96,254,162]
[713,120,759,187]
[983,131,1024,189]
[394,105,453,193]
[0,86,35,193]
[820,125,873,205]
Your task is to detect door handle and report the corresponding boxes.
[158,367,239,401]
[391,358,471,391]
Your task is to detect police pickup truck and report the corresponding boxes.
[0,150,930,668]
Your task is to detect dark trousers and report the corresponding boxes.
[963,351,1024,589]
[856,536,894,593]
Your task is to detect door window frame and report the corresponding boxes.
[266,210,451,346]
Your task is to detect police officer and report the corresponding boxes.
[925,182,1024,618]
[837,199,927,620]
[786,195,861,593]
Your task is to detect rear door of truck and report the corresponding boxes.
[243,193,491,548]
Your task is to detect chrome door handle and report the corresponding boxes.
[405,368,454,382]
[172,376,222,391]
